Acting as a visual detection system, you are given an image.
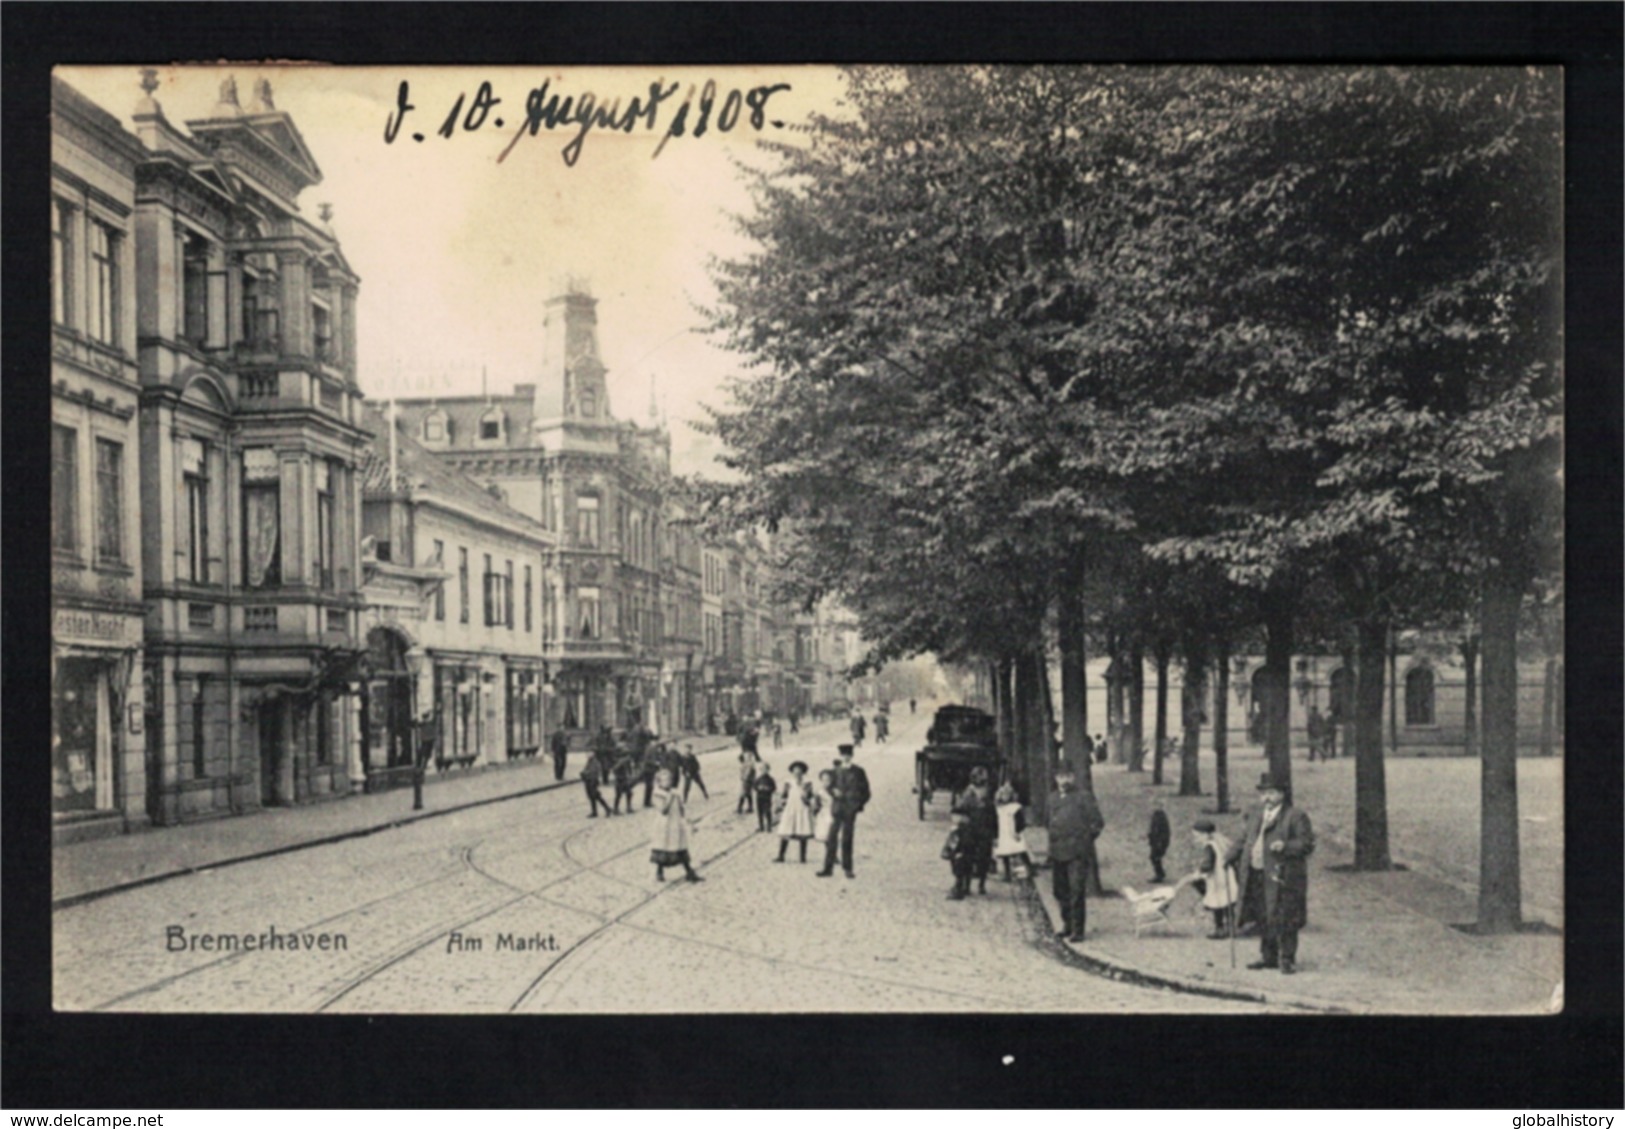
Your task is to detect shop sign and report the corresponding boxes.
[54,609,139,644]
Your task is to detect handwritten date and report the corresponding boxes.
[384,78,792,167]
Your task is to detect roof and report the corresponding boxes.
[391,394,539,451]
[359,405,552,542]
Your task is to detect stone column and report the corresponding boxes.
[276,249,310,359]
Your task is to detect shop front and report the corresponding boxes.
[52,607,145,842]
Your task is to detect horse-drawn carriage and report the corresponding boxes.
[915,704,1003,819]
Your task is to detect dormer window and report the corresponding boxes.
[478,407,504,442]
[422,409,448,444]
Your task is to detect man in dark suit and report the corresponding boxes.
[816,744,871,878]
[1225,772,1315,974]
[1047,768,1106,942]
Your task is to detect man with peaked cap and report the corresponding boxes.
[816,744,871,878]
[1225,772,1315,974]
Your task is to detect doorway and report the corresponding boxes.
[259,701,284,806]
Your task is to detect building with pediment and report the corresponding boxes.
[118,71,370,824]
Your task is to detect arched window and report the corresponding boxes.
[478,407,504,442]
[1404,666,1435,727]
[422,409,448,444]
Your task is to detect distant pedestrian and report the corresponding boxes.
[736,747,761,814]
[1306,706,1325,762]
[650,768,703,883]
[942,811,976,900]
[993,781,1032,881]
[909,698,917,715]
[1093,733,1108,764]
[753,764,778,832]
[550,727,570,782]
[611,753,640,815]
[773,761,816,863]
[1147,797,1171,882]
[788,710,800,734]
[816,744,871,879]
[1226,773,1315,975]
[772,720,784,750]
[1047,768,1105,943]
[850,712,866,747]
[581,753,613,819]
[679,743,708,801]
[874,712,889,743]
[1190,820,1239,939]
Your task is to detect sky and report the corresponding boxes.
[58,64,852,476]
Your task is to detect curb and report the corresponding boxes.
[1026,861,1359,1014]
[53,735,745,912]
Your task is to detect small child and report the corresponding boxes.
[1147,796,1171,882]
[993,781,1033,881]
[753,764,778,832]
[1191,819,1240,939]
[942,811,975,900]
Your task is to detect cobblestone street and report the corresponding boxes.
[53,714,1264,1014]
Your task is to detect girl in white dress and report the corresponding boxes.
[993,781,1033,881]
[773,761,816,863]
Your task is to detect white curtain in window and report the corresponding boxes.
[245,488,280,588]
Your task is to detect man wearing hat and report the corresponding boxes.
[1224,772,1315,974]
[816,744,871,878]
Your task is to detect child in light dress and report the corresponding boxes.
[993,781,1033,881]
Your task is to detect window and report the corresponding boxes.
[182,439,210,583]
[312,304,332,362]
[52,425,77,552]
[192,676,208,777]
[89,221,119,346]
[314,693,331,765]
[315,461,335,590]
[424,414,446,442]
[458,548,470,624]
[94,439,123,564]
[182,234,209,346]
[52,201,74,327]
[241,449,281,588]
[241,261,279,350]
[506,560,515,629]
[433,539,446,620]
[578,587,600,640]
[1404,667,1436,727]
[577,495,599,548]
[479,410,502,441]
[523,565,533,633]
[483,553,496,626]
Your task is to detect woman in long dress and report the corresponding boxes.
[650,768,704,883]
[773,761,816,863]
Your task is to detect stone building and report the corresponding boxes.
[358,407,554,787]
[392,281,673,738]
[127,72,369,822]
[51,77,149,841]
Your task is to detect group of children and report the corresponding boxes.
[738,748,838,859]
[941,780,1241,936]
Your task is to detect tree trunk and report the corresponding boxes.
[1460,634,1479,759]
[1151,641,1171,785]
[1539,657,1557,758]
[991,657,1014,793]
[1016,650,1050,825]
[1213,638,1231,813]
[1058,583,1092,786]
[1107,630,1126,764]
[1179,640,1206,797]
[1477,570,1523,932]
[1039,649,1059,786]
[1127,642,1146,772]
[1261,591,1294,790]
[1387,623,1400,754]
[1353,616,1393,870]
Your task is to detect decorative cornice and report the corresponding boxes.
[51,164,133,219]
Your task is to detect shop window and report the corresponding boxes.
[53,424,78,553]
[53,200,74,328]
[241,450,281,588]
[88,221,120,346]
[1404,666,1436,727]
[52,659,102,813]
[94,438,124,565]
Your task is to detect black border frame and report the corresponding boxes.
[5,3,1620,1110]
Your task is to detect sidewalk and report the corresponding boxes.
[1025,752,1564,1014]
[52,729,760,908]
